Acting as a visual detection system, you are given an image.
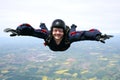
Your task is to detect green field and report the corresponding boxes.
[0,35,120,80]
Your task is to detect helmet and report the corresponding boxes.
[51,19,66,31]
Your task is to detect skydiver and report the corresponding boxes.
[4,19,113,51]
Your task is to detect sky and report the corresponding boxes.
[0,0,120,37]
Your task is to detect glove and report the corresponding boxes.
[4,28,18,37]
[96,34,113,43]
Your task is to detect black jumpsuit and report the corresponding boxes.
[16,23,101,51]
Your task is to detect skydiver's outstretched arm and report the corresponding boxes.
[4,23,48,39]
[69,29,113,43]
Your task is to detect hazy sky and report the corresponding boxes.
[0,0,120,37]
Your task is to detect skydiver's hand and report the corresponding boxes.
[96,34,113,43]
[4,28,18,37]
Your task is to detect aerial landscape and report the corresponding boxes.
[0,34,120,80]
[0,0,120,80]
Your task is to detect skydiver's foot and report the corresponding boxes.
[71,24,77,28]
[40,23,48,30]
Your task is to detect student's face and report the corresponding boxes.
[52,28,64,40]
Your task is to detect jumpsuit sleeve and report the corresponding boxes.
[16,23,48,39]
[69,29,102,43]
